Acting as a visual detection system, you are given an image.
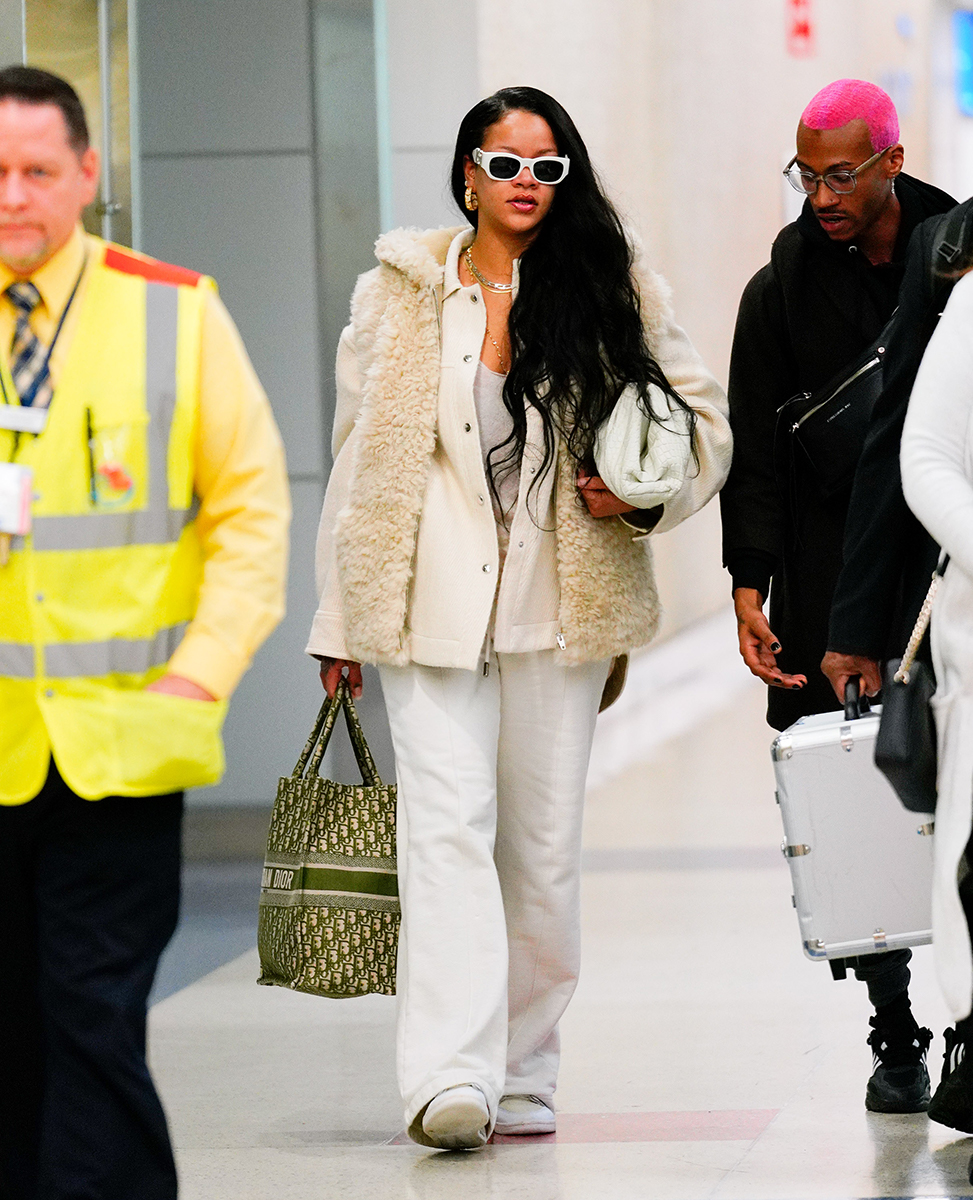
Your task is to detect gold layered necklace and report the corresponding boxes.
[485,326,508,373]
[464,247,513,293]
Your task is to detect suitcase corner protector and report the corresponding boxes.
[772,734,793,761]
[804,939,828,960]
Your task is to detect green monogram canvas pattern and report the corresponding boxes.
[257,682,400,999]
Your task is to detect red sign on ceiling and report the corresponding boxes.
[787,0,816,57]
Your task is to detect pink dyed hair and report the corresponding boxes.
[800,79,899,152]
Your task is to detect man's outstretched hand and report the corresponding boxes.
[734,588,807,690]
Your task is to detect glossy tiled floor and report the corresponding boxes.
[149,610,973,1198]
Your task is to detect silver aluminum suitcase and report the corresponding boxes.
[772,704,934,961]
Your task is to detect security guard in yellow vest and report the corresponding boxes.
[0,68,289,1199]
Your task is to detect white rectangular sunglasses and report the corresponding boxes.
[473,147,571,185]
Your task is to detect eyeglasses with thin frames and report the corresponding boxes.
[783,146,892,196]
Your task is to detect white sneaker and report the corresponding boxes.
[495,1094,555,1135]
[420,1084,490,1150]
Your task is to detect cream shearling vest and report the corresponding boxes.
[334,227,669,667]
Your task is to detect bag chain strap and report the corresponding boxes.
[895,567,943,685]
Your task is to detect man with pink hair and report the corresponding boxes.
[801,77,901,197]
[721,79,955,1114]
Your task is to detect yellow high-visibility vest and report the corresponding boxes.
[0,240,228,805]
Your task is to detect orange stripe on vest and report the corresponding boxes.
[103,245,203,288]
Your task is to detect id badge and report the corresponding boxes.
[0,461,33,535]
[0,405,47,435]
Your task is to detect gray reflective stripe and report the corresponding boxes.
[32,505,195,551]
[145,280,178,515]
[0,644,35,677]
[43,622,188,678]
[32,280,187,553]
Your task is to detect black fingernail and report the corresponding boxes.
[791,683,801,689]
[771,642,781,653]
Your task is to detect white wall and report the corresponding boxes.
[381,0,479,228]
[930,0,973,200]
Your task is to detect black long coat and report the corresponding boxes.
[720,174,955,730]
[828,196,973,662]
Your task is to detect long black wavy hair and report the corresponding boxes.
[450,86,696,511]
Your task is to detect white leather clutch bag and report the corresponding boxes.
[593,383,694,510]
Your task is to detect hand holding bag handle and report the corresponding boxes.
[844,678,872,721]
[297,679,382,787]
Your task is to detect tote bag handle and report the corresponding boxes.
[292,680,382,787]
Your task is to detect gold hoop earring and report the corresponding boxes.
[465,185,478,212]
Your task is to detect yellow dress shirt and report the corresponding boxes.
[0,226,291,699]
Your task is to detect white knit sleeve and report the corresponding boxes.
[901,271,973,579]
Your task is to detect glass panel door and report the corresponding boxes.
[25,0,134,247]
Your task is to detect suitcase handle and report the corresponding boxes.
[843,676,872,721]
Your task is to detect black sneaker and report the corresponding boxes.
[864,1002,933,1114]
[928,1023,973,1132]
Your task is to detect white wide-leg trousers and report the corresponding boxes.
[378,650,609,1133]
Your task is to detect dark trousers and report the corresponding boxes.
[0,762,182,1200]
[852,948,912,1008]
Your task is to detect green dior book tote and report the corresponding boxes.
[257,680,399,998]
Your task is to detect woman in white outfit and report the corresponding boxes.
[306,86,731,1150]
[901,267,973,1101]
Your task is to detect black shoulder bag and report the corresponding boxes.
[874,554,949,813]
[776,319,892,499]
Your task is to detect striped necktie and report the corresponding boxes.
[6,280,53,408]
